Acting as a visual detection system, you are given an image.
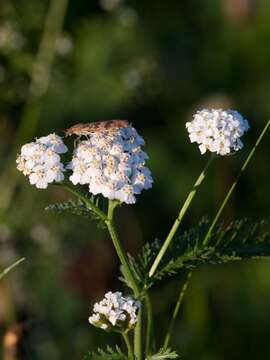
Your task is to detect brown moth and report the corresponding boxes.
[65,120,130,137]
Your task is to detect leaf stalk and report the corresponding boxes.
[149,153,215,277]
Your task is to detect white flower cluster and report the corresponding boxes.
[186,109,250,155]
[89,291,140,332]
[68,126,153,204]
[16,134,67,189]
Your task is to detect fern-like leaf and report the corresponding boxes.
[123,218,270,292]
[146,347,179,359]
[83,346,127,360]
[45,198,106,229]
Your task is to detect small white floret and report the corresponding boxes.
[88,291,140,332]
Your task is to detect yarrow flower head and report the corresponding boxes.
[88,291,140,333]
[186,109,250,155]
[16,133,67,189]
[67,122,153,204]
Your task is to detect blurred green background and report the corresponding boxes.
[0,0,270,359]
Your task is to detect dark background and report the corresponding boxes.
[0,0,270,359]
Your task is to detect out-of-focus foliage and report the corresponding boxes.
[0,0,270,359]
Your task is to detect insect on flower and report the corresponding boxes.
[65,120,130,137]
[67,120,153,204]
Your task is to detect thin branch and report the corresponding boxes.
[149,154,215,277]
[203,119,270,246]
[164,271,192,348]
[0,258,25,281]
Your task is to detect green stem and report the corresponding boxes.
[164,271,192,349]
[0,258,25,281]
[106,203,141,359]
[202,119,270,246]
[107,199,118,221]
[106,221,140,296]
[60,184,107,221]
[149,154,215,277]
[145,294,153,355]
[106,200,140,297]
[134,308,142,360]
[122,332,134,360]
[104,200,143,359]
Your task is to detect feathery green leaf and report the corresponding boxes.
[146,347,179,359]
[45,198,106,229]
[83,346,127,360]
[122,218,270,292]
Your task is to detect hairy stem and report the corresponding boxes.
[203,119,270,246]
[122,332,134,360]
[149,154,215,277]
[164,271,192,349]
